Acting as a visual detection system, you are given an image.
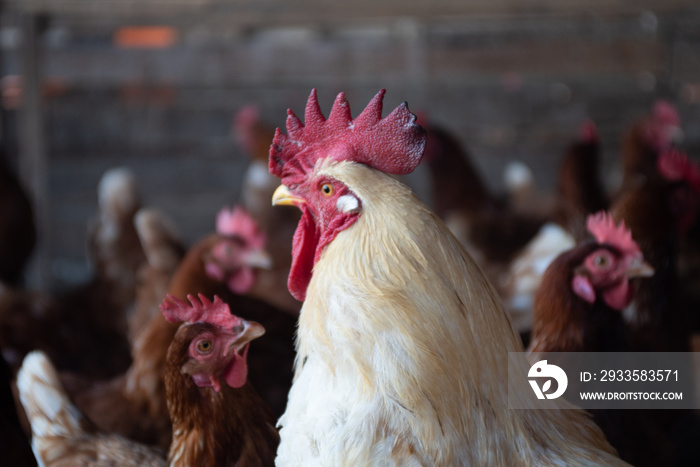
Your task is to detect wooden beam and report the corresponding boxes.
[5,0,700,29]
[18,13,49,288]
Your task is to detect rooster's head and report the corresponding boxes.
[268,89,426,300]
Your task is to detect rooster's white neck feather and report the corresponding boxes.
[276,161,626,467]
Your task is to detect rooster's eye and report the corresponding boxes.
[593,255,609,267]
[197,340,213,354]
[321,183,334,197]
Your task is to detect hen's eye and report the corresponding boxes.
[321,183,334,197]
[197,340,213,353]
[593,255,609,267]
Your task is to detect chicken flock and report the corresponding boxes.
[0,90,699,466]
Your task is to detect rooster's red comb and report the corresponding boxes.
[216,206,266,250]
[160,294,242,328]
[586,212,641,258]
[657,149,700,193]
[269,89,426,185]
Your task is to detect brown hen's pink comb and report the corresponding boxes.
[586,211,642,258]
[269,89,426,185]
[160,294,242,329]
[216,206,266,250]
[657,149,700,193]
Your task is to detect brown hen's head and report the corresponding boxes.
[232,104,275,161]
[160,294,265,391]
[232,104,260,152]
[657,148,700,236]
[643,99,681,151]
[579,120,599,144]
[268,90,426,300]
[571,212,654,310]
[203,206,271,294]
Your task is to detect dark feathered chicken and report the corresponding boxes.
[16,295,278,467]
[0,354,35,466]
[233,105,301,315]
[0,147,36,286]
[611,149,700,353]
[423,125,545,265]
[162,294,279,466]
[619,100,681,193]
[554,121,609,239]
[529,212,671,467]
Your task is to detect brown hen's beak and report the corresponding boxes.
[224,320,266,357]
[626,257,654,278]
[243,249,273,270]
[272,185,304,207]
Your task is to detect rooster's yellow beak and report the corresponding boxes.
[272,185,304,207]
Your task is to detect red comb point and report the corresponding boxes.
[269,89,427,185]
[159,294,241,328]
[216,206,266,250]
[579,120,599,144]
[586,211,642,258]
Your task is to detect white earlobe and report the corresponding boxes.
[336,195,359,213]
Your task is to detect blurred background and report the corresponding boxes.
[1,0,699,290]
